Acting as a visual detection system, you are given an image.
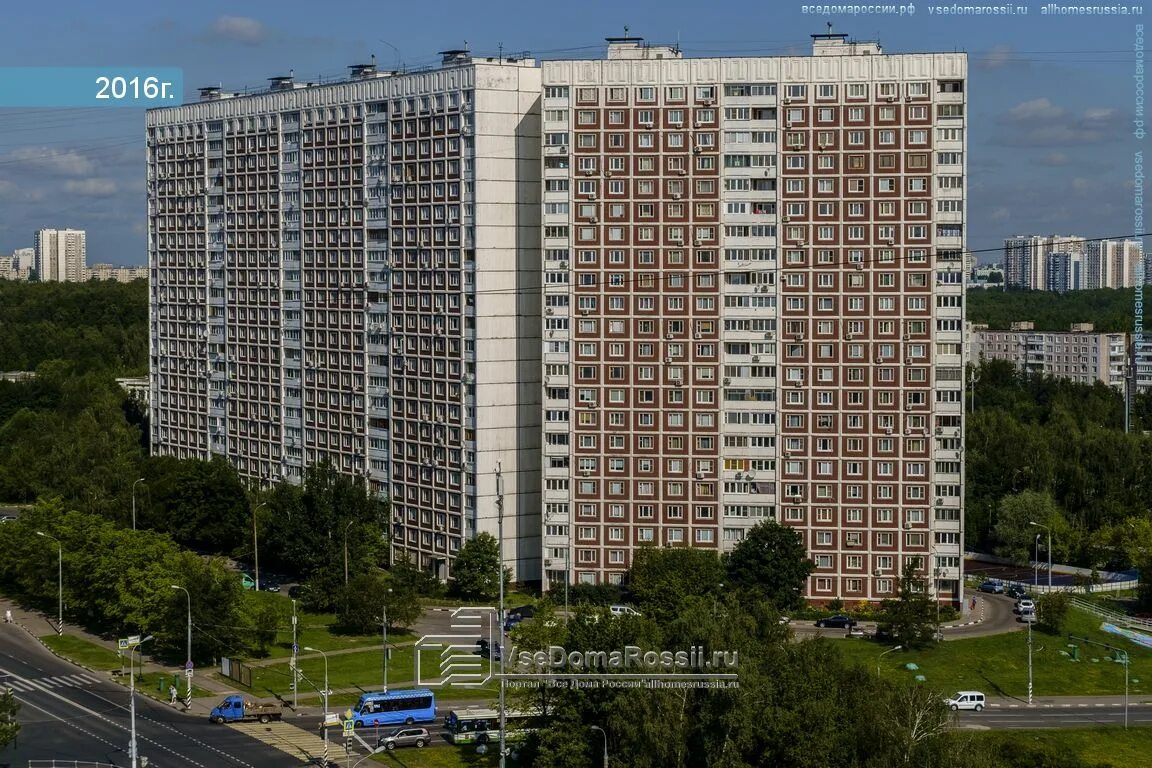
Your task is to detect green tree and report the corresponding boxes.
[879,559,938,650]
[724,520,814,612]
[625,547,725,624]
[336,572,391,634]
[142,456,248,553]
[993,490,1068,565]
[449,532,507,600]
[388,556,443,597]
[0,686,18,750]
[875,683,951,768]
[1036,592,1071,634]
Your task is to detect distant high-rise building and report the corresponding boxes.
[1005,235,1140,291]
[34,229,86,282]
[12,248,33,270]
[1085,239,1143,289]
[84,263,148,282]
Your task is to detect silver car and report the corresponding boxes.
[377,726,430,750]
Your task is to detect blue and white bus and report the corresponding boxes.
[351,688,436,728]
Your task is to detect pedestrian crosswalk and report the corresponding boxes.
[0,672,101,692]
[229,720,343,764]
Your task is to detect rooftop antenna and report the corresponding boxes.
[827,21,833,34]
[498,42,503,63]
[378,40,404,71]
[624,25,630,38]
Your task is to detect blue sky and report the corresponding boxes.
[0,1,1143,265]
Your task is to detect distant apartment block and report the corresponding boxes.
[146,51,543,580]
[1003,235,1142,291]
[84,263,149,282]
[34,228,87,282]
[970,321,1152,391]
[539,34,966,606]
[0,255,31,281]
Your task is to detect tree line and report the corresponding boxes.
[966,286,1138,332]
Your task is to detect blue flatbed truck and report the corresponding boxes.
[209,695,283,724]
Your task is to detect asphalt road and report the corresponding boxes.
[0,626,293,768]
[958,703,1152,729]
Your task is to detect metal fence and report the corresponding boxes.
[219,657,252,688]
[27,762,120,767]
[1070,597,1152,632]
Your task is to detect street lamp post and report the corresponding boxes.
[131,478,145,531]
[380,588,392,693]
[1033,534,1041,588]
[128,635,155,768]
[36,531,62,635]
[590,725,608,768]
[1027,610,1034,705]
[252,501,266,591]
[304,646,330,764]
[876,644,903,677]
[344,519,356,587]
[1030,521,1052,590]
[496,463,507,768]
[170,585,192,709]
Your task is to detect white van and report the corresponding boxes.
[944,691,986,712]
[609,604,641,618]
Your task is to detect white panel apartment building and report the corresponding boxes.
[34,228,86,282]
[540,35,966,605]
[146,53,543,580]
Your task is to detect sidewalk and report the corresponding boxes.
[0,595,238,717]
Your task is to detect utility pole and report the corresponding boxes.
[36,531,62,635]
[1027,615,1033,705]
[382,603,388,692]
[128,635,154,768]
[131,477,145,531]
[496,462,507,768]
[1071,635,1130,728]
[170,585,192,709]
[253,501,266,591]
[291,599,298,709]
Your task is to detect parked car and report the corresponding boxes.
[377,726,431,750]
[977,581,1004,594]
[509,605,537,620]
[476,639,502,660]
[944,691,986,712]
[1005,584,1028,599]
[815,615,857,629]
[609,605,641,618]
[1018,611,1038,624]
[1014,598,1036,614]
[288,585,305,599]
[504,614,522,632]
[262,581,281,593]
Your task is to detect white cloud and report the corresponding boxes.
[3,147,95,177]
[990,207,1011,222]
[64,178,118,196]
[209,15,267,45]
[0,179,45,202]
[1038,152,1069,167]
[977,45,1014,70]
[1005,98,1064,123]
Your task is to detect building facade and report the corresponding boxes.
[539,35,966,605]
[85,263,149,282]
[970,321,1150,391]
[146,53,543,580]
[34,229,86,282]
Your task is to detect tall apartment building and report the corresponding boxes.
[146,52,543,580]
[1004,235,1141,291]
[34,228,86,282]
[539,35,966,606]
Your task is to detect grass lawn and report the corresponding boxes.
[125,671,213,702]
[972,728,1152,767]
[41,634,124,670]
[243,645,488,699]
[421,593,537,610]
[370,744,506,767]
[259,610,416,660]
[834,607,1152,698]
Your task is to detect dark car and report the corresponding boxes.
[977,580,1004,594]
[504,614,523,632]
[288,585,305,599]
[263,581,281,593]
[509,605,537,620]
[815,615,857,629]
[1005,584,1028,599]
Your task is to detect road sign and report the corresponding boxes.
[343,719,354,734]
[344,708,353,720]
[185,668,193,679]
[292,643,298,653]
[185,660,193,670]
[128,634,142,646]
[118,638,129,650]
